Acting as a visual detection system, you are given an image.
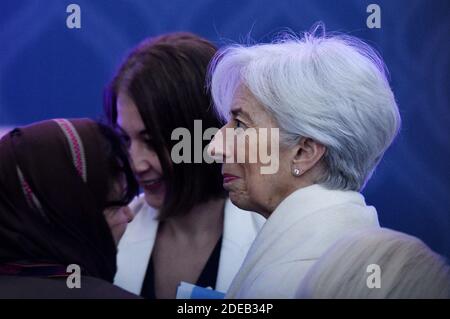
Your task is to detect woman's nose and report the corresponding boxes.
[208,127,228,162]
[129,142,151,173]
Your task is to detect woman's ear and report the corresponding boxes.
[291,137,326,175]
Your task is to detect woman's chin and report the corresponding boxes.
[144,192,164,209]
[229,192,249,210]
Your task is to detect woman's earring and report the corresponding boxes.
[292,168,301,177]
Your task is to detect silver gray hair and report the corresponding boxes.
[296,228,450,299]
[208,28,401,190]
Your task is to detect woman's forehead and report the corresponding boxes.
[231,87,277,127]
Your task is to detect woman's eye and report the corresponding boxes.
[235,119,246,129]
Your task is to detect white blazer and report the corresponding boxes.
[114,194,266,295]
[226,184,380,299]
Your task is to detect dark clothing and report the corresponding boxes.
[141,235,223,299]
[0,275,139,299]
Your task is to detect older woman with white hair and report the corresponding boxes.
[296,228,450,299]
[207,29,401,298]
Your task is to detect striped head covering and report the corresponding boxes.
[0,119,127,282]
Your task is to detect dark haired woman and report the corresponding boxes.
[105,32,265,299]
[0,119,139,298]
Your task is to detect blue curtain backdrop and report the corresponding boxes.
[1,0,449,259]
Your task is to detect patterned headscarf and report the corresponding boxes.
[0,119,121,282]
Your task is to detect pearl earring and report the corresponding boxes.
[292,168,301,176]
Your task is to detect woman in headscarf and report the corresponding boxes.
[0,118,139,298]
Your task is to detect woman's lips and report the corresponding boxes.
[223,173,240,184]
[140,178,164,193]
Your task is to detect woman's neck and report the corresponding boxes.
[161,197,225,243]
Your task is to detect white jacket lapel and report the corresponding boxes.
[215,199,266,292]
[114,195,159,295]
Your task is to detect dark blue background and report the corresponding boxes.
[1,0,449,258]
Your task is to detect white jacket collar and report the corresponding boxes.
[226,184,379,298]
[113,196,158,294]
[114,195,265,295]
[215,199,265,292]
[267,184,370,232]
[250,184,378,261]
